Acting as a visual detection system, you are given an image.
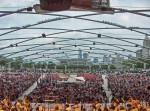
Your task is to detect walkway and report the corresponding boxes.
[19,73,47,99]
[102,74,112,102]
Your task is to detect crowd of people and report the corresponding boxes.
[49,69,145,75]
[0,73,40,101]
[29,73,105,103]
[107,74,150,105]
[1,68,145,75]
[0,95,34,111]
[0,95,150,111]
[0,71,149,111]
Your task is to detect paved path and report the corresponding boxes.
[19,73,47,99]
[102,75,112,102]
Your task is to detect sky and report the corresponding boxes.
[0,0,150,63]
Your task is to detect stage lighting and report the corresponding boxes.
[42,33,46,38]
[135,44,138,47]
[10,44,13,47]
[27,7,32,11]
[98,34,101,38]
[53,42,55,45]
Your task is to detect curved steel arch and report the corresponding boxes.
[0,6,149,66]
[23,44,147,64]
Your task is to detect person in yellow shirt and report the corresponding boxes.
[130,107,138,111]
[23,96,28,105]
[54,103,62,110]
[95,100,101,111]
[36,104,44,111]
[119,105,126,111]
[53,105,59,111]
[16,99,23,111]
[65,104,71,111]
[0,104,4,111]
[1,96,11,111]
[109,105,116,111]
[147,107,150,111]
[73,101,81,111]
[74,105,81,111]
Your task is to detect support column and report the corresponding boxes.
[99,64,101,69]
[108,64,110,70]
[45,65,48,70]
[8,62,11,71]
[20,63,23,69]
[32,64,35,69]
[54,65,57,72]
[132,64,135,70]
[144,63,146,70]
[89,65,91,70]
[32,64,35,72]
[65,65,67,72]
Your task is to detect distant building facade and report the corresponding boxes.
[103,55,111,65]
[78,49,82,59]
[142,35,150,57]
[112,54,124,69]
[93,58,98,63]
[83,53,88,59]
[58,58,91,66]
[136,35,150,58]
[136,49,142,58]
[128,54,133,60]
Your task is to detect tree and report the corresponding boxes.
[91,65,99,69]
[110,65,116,69]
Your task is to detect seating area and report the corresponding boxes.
[107,74,150,103]
[29,73,104,103]
[77,73,103,81]
[0,72,149,111]
[0,73,40,101]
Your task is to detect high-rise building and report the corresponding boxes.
[103,55,107,64]
[83,53,88,59]
[112,54,124,69]
[136,49,142,58]
[142,35,150,57]
[136,35,150,58]
[128,54,133,60]
[93,58,98,63]
[78,49,82,59]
